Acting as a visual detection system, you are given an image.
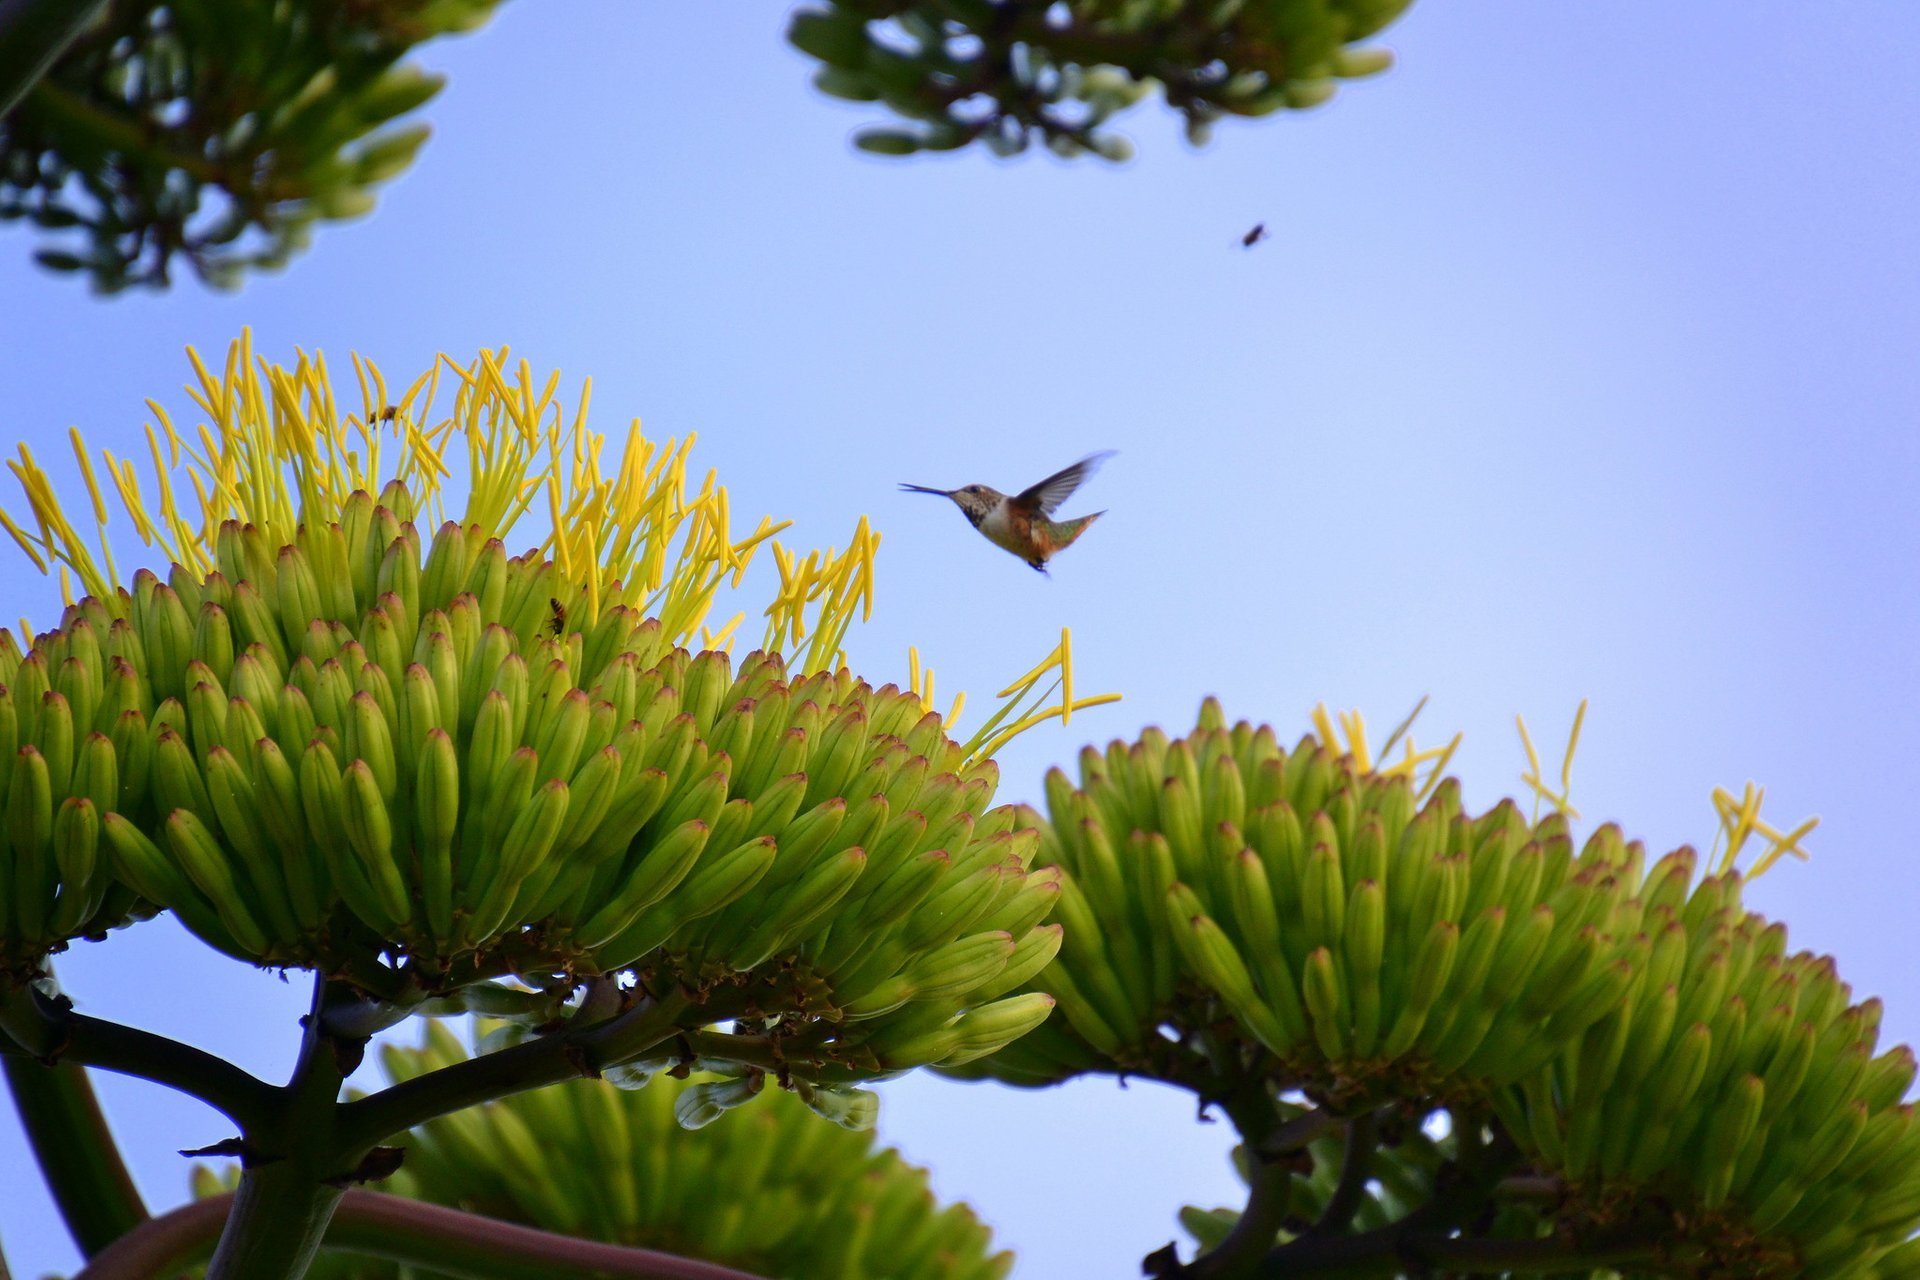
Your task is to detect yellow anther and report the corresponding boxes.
[1515,706,1581,822]
[6,334,1122,777]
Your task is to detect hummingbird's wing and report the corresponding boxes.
[1015,450,1116,516]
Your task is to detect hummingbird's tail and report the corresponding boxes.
[1053,510,1104,549]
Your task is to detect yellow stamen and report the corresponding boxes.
[1310,704,1341,758]
[1515,713,1544,808]
[972,693,1125,762]
[1060,628,1074,726]
[0,509,47,573]
[4,334,1122,774]
[1514,708,1581,821]
[998,640,1065,702]
[1340,710,1371,772]
[1561,699,1588,795]
[1750,816,1818,877]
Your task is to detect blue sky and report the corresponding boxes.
[2,3,1917,1276]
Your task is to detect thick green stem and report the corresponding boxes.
[205,1162,345,1280]
[203,975,355,1280]
[2,1055,147,1255]
[0,0,106,120]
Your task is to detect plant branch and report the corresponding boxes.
[1167,1085,1338,1278]
[336,985,692,1150]
[0,0,108,120]
[1249,1105,1343,1160]
[76,1188,778,1280]
[0,982,274,1131]
[1253,1221,1666,1276]
[203,975,357,1280]
[2,1054,147,1255]
[1180,1145,1291,1279]
[329,1190,775,1279]
[1309,1112,1378,1236]
[1494,1174,1563,1204]
[683,1028,875,1085]
[70,1194,226,1280]
[1253,1115,1589,1278]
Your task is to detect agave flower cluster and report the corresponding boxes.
[0,335,1107,1085]
[4,337,1906,1280]
[957,701,1917,1278]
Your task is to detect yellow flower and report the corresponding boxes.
[1312,697,1813,881]
[1310,696,1460,802]
[1515,699,1586,822]
[1711,782,1817,879]
[3,332,1113,757]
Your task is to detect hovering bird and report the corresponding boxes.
[1241,222,1268,248]
[899,451,1115,574]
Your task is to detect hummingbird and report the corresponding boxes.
[899,451,1115,573]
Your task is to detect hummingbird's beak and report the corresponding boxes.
[898,483,953,497]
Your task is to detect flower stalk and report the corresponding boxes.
[79,1190,775,1280]
[201,976,354,1280]
[1,1053,146,1256]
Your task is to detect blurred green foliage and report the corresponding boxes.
[3,0,1420,293]
[786,0,1415,160]
[0,0,500,292]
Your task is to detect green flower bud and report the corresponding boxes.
[959,702,1658,1119]
[1505,871,1920,1276]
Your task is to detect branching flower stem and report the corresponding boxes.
[1309,1113,1378,1237]
[0,983,275,1131]
[204,972,683,1277]
[337,985,692,1151]
[680,1027,874,1085]
[204,975,357,1280]
[1245,1118,1670,1278]
[0,972,709,1279]
[1178,1094,1335,1279]
[1152,1097,1656,1280]
[1253,1222,1664,1276]
[75,1189,775,1280]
